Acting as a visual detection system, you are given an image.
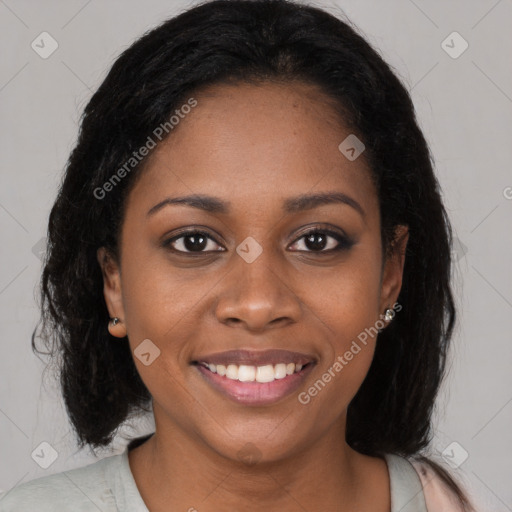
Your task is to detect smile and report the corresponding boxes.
[192,349,316,406]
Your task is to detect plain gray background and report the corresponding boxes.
[0,0,511,510]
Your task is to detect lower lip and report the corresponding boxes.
[195,364,315,406]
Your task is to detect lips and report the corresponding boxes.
[192,349,316,367]
[191,349,317,406]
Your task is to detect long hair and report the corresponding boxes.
[33,0,473,509]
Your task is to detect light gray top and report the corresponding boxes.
[0,449,427,511]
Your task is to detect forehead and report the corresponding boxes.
[126,81,378,221]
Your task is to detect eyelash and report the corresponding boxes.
[163,226,354,255]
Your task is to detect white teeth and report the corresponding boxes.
[274,363,287,379]
[238,365,256,382]
[256,365,275,383]
[226,364,238,380]
[201,361,307,382]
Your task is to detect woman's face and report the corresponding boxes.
[99,81,408,463]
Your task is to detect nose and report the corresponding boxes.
[214,245,303,332]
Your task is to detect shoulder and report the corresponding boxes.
[409,458,466,512]
[0,453,121,512]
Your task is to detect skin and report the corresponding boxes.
[98,81,409,512]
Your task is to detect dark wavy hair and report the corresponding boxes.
[32,0,474,509]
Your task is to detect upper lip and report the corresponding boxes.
[192,349,316,367]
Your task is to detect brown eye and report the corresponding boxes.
[164,230,224,253]
[289,228,354,253]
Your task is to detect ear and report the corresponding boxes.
[379,225,409,319]
[97,247,127,338]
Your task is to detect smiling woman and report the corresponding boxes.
[0,1,477,511]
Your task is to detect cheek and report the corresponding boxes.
[299,287,380,421]
[300,251,382,401]
[118,258,199,415]
[120,247,211,341]
[306,250,383,342]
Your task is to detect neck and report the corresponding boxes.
[127,413,385,512]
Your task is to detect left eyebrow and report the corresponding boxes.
[147,191,366,221]
[282,192,366,220]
